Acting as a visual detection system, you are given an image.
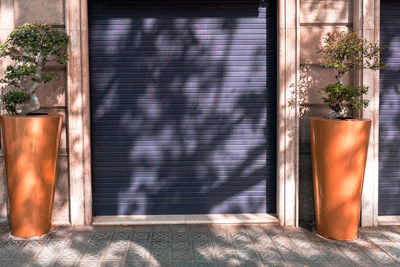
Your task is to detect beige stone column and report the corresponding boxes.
[278,0,300,227]
[354,0,380,227]
[66,0,92,225]
[0,0,14,223]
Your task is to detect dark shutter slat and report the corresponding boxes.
[379,0,400,215]
[89,0,276,215]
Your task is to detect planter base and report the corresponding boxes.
[309,116,371,240]
[1,114,62,238]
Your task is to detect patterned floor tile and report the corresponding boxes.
[375,242,400,261]
[2,225,400,267]
[193,249,214,261]
[0,247,19,259]
[215,260,240,267]
[147,260,170,267]
[192,240,213,250]
[130,240,149,250]
[124,261,147,267]
[5,260,30,267]
[92,232,112,241]
[212,241,233,251]
[22,240,47,252]
[172,232,190,241]
[192,233,210,241]
[172,248,192,260]
[262,262,286,267]
[12,249,39,260]
[171,261,195,267]
[301,251,329,264]
[0,232,11,241]
[100,261,125,267]
[81,249,106,261]
[256,250,282,262]
[279,251,306,265]
[29,259,54,267]
[322,250,355,266]
[230,233,251,243]
[235,250,259,261]
[71,232,93,242]
[152,232,170,241]
[111,232,131,240]
[126,248,148,261]
[0,240,25,249]
[363,250,397,264]
[103,248,128,260]
[194,261,216,267]
[210,233,230,242]
[248,233,271,243]
[87,240,109,249]
[172,241,191,250]
[340,250,375,265]
[237,261,264,267]
[151,241,170,250]
[108,240,129,249]
[52,261,77,267]
[149,248,170,260]
[213,250,237,262]
[76,261,100,267]
[134,232,151,240]
[35,247,61,259]
[57,244,87,261]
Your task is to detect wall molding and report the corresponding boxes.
[354,0,380,227]
[277,0,300,227]
[66,0,92,225]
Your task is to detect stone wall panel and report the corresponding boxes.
[14,0,64,26]
[300,25,351,64]
[301,0,352,24]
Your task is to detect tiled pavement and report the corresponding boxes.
[0,224,400,266]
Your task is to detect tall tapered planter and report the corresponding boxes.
[309,116,371,240]
[1,114,62,238]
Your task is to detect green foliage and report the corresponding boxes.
[317,31,385,117]
[2,91,31,115]
[318,83,369,113]
[0,23,69,114]
[319,31,385,75]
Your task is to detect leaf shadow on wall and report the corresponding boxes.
[88,0,277,216]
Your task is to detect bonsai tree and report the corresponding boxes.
[318,30,385,119]
[0,23,69,115]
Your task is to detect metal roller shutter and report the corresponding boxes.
[89,0,277,215]
[379,0,400,215]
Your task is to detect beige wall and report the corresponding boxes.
[298,0,354,224]
[0,0,69,224]
[0,0,380,226]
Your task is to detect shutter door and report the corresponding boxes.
[89,0,277,215]
[379,0,400,215]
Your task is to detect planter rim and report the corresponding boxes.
[1,113,62,119]
[308,116,371,123]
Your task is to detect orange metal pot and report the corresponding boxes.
[309,116,371,240]
[1,113,62,238]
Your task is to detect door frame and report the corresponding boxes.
[65,0,301,226]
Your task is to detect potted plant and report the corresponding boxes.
[0,23,69,238]
[309,31,385,240]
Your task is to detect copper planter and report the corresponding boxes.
[1,114,62,238]
[309,116,371,240]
